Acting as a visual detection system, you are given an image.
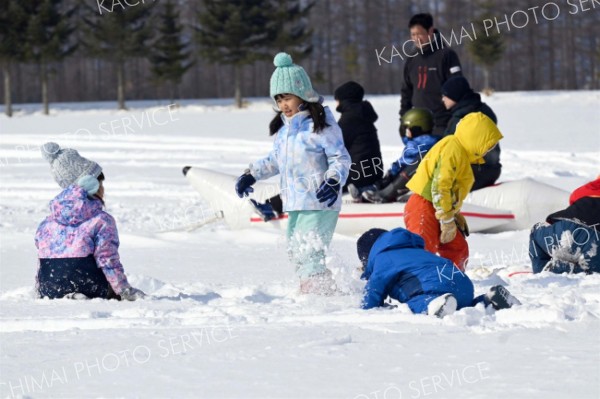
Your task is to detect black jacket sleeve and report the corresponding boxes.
[442,49,463,81]
[400,60,413,118]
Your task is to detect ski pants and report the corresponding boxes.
[286,210,339,279]
[529,220,600,274]
[404,194,469,271]
[37,255,114,299]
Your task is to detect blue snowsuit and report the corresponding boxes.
[361,228,475,312]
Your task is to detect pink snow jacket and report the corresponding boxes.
[35,185,131,295]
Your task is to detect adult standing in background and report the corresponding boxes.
[400,13,463,136]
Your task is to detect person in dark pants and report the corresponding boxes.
[441,76,502,191]
[36,142,145,300]
[529,177,600,274]
[400,13,463,136]
[335,81,384,201]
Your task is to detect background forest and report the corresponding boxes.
[1,0,599,114]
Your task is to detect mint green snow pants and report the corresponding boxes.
[286,210,339,279]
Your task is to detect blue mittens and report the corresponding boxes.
[316,178,341,207]
[235,170,256,198]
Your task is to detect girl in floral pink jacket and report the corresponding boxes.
[35,143,144,300]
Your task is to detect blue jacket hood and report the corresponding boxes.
[361,228,425,280]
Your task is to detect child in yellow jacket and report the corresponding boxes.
[404,112,503,271]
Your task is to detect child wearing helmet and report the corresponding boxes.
[362,108,440,203]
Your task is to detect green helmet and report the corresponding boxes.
[400,108,434,138]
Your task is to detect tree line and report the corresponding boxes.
[1,0,599,116]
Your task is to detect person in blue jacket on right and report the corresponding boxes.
[357,228,520,316]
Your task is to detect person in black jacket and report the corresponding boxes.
[441,76,502,190]
[400,13,463,136]
[334,81,384,201]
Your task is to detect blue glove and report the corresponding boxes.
[235,170,256,198]
[316,178,341,207]
[77,175,100,195]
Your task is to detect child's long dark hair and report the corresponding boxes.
[269,98,329,136]
[94,172,105,206]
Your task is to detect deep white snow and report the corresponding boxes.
[0,92,599,399]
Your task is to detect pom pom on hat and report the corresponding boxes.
[41,142,103,189]
[42,142,61,163]
[273,52,293,67]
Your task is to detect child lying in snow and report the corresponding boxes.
[357,228,520,316]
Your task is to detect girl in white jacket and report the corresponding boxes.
[235,53,351,294]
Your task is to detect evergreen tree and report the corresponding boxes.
[0,2,29,117]
[196,0,280,108]
[24,0,77,115]
[468,0,505,91]
[272,0,315,60]
[150,0,194,104]
[82,2,155,110]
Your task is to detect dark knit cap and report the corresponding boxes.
[334,81,365,103]
[356,228,388,268]
[441,76,473,102]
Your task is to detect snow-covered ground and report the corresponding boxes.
[0,92,599,399]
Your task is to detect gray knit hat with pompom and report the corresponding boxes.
[41,142,103,188]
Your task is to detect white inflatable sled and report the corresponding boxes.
[182,167,568,236]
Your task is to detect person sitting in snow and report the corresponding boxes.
[357,228,520,316]
[35,142,145,300]
[529,177,600,274]
[404,112,503,272]
[362,108,440,203]
[441,76,502,191]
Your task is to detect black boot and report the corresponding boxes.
[486,285,521,310]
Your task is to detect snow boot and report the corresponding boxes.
[299,270,337,295]
[427,293,457,318]
[250,199,278,222]
[362,189,384,204]
[347,183,363,203]
[486,285,521,310]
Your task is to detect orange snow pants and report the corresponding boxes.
[404,194,469,271]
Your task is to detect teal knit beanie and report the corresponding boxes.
[269,52,320,103]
